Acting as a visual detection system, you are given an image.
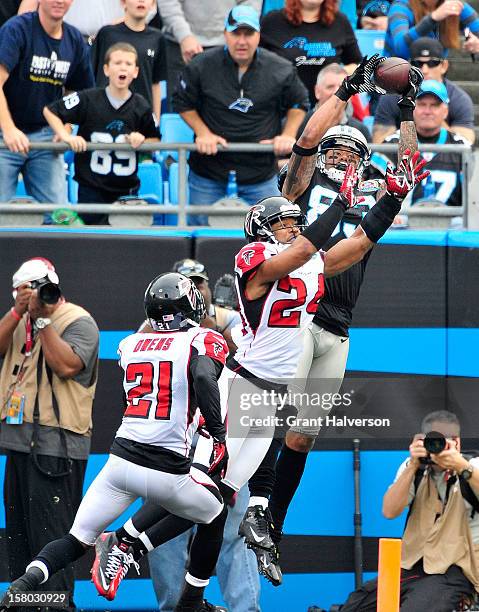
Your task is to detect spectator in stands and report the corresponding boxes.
[172,5,309,225]
[341,410,479,612]
[373,38,475,144]
[0,0,38,27]
[158,0,262,110]
[91,0,167,123]
[260,0,362,105]
[356,0,389,30]
[384,0,479,59]
[372,80,469,207]
[44,42,159,225]
[296,63,371,142]
[0,0,94,207]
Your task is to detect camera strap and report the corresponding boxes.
[31,349,73,478]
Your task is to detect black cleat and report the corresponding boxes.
[238,505,275,551]
[252,544,283,587]
[0,580,30,611]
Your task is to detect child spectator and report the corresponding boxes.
[91,0,166,123]
[44,43,159,225]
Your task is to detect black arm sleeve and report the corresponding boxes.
[360,192,402,243]
[189,351,226,442]
[301,196,348,250]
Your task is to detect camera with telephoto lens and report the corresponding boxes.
[420,430,447,465]
[30,277,62,305]
[213,274,239,310]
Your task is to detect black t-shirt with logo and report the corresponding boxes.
[260,10,362,105]
[48,88,158,196]
[296,169,374,336]
[91,23,167,112]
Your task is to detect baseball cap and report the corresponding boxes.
[417,79,449,104]
[225,5,260,32]
[12,258,59,289]
[410,37,445,60]
[172,259,209,281]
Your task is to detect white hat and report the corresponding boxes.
[12,258,59,289]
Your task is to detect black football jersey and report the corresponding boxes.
[372,128,467,207]
[296,169,377,337]
[48,88,158,195]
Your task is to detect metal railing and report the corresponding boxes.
[0,141,476,229]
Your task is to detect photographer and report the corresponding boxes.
[0,258,99,611]
[341,410,479,612]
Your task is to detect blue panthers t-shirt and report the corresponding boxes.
[0,12,94,133]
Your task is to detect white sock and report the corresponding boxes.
[249,496,269,510]
[124,518,141,539]
[138,532,154,552]
[26,560,49,584]
[185,572,209,588]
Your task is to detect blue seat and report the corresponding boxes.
[261,0,285,15]
[159,113,194,162]
[15,177,27,197]
[355,29,386,57]
[138,162,165,225]
[165,161,191,226]
[339,0,358,29]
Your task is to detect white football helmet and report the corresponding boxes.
[318,125,371,184]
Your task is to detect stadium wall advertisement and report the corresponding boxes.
[0,228,477,611]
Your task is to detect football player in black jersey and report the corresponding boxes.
[240,64,427,583]
[44,42,159,224]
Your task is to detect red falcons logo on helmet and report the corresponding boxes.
[242,249,255,266]
[213,342,223,356]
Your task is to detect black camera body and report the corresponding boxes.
[213,274,239,310]
[420,431,447,465]
[30,278,62,305]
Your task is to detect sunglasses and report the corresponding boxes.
[411,59,443,68]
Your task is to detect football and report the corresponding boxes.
[374,57,411,94]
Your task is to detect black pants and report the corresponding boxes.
[4,451,87,611]
[77,184,138,225]
[340,562,475,612]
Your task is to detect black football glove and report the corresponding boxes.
[398,66,424,110]
[336,55,386,101]
[208,439,228,478]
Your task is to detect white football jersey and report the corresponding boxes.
[234,241,325,381]
[115,327,228,456]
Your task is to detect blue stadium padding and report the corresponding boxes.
[448,328,479,377]
[160,113,194,162]
[447,231,479,248]
[340,0,358,28]
[0,227,191,236]
[355,29,386,57]
[284,450,408,537]
[379,229,448,246]
[348,328,446,375]
[192,228,244,238]
[99,330,133,360]
[261,0,285,14]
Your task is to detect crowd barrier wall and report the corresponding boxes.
[0,228,477,611]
